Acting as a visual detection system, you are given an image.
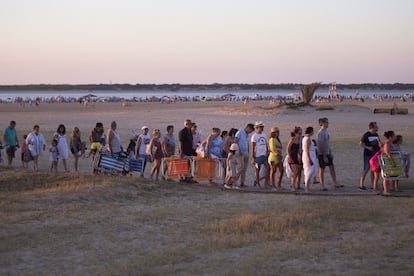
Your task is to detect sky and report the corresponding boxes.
[1,0,414,84]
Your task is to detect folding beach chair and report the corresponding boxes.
[162,157,191,180]
[191,157,223,182]
[129,158,144,175]
[97,152,129,174]
[92,151,103,171]
[379,151,405,180]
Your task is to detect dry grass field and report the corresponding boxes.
[1,100,414,275]
[1,167,414,275]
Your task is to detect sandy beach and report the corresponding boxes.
[1,99,413,187]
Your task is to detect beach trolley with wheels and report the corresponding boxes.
[191,157,223,182]
[379,152,406,180]
[162,157,191,180]
[94,151,130,175]
[129,158,144,175]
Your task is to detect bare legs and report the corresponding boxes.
[150,159,161,181]
[32,156,39,171]
[319,164,337,189]
[270,161,284,189]
[255,163,269,188]
[290,164,300,191]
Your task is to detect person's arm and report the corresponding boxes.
[107,130,114,153]
[359,133,371,150]
[135,136,142,157]
[178,130,184,157]
[162,136,169,156]
[251,141,256,164]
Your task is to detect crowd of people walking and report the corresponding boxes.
[0,118,410,195]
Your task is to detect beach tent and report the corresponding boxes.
[83,93,98,98]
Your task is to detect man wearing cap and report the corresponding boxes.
[235,123,254,187]
[251,121,269,188]
[135,125,151,177]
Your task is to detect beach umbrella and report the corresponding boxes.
[83,93,97,98]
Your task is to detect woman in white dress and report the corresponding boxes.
[302,127,317,193]
[54,124,69,172]
[26,125,46,171]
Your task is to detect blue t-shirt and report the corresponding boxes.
[235,129,249,154]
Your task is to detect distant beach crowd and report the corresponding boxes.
[1,91,413,105]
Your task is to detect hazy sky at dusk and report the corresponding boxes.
[1,0,413,84]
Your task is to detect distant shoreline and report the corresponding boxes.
[1,83,414,91]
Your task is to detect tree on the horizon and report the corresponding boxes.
[301,83,321,104]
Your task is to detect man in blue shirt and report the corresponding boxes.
[3,121,19,166]
[235,123,254,187]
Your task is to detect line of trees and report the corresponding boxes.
[0,83,413,91]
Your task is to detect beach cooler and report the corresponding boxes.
[98,153,129,174]
[379,152,405,180]
[191,157,221,181]
[162,157,191,180]
[129,158,144,175]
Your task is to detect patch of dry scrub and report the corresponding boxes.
[1,167,414,275]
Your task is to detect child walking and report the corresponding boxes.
[49,139,59,174]
[21,134,29,168]
[224,143,244,189]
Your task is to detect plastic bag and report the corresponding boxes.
[283,156,292,179]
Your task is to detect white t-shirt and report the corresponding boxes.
[138,133,151,155]
[251,132,268,157]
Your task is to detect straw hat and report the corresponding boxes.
[255,121,264,128]
[270,127,279,133]
[230,143,239,151]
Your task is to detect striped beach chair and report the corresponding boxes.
[97,153,129,174]
[129,158,144,175]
